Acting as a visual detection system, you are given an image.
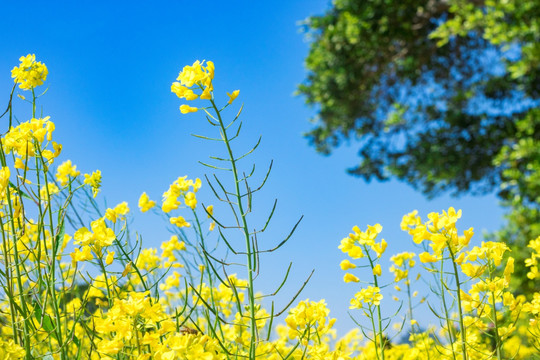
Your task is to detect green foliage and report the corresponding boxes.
[299,0,540,295]
[299,0,539,198]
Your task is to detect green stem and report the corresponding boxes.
[364,247,385,360]
[368,306,381,360]
[0,126,32,360]
[447,244,467,360]
[489,263,502,360]
[35,140,66,360]
[438,253,458,360]
[211,99,258,359]
[192,209,226,341]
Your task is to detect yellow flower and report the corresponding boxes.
[56,160,80,186]
[206,205,214,217]
[200,86,212,100]
[105,251,115,265]
[97,339,124,355]
[14,158,26,170]
[105,208,117,223]
[389,251,415,267]
[70,246,93,265]
[350,286,383,308]
[138,192,156,212]
[184,191,197,209]
[0,167,10,197]
[206,61,215,79]
[11,54,48,90]
[161,235,185,256]
[114,201,130,216]
[162,194,180,213]
[461,263,484,278]
[373,264,382,276]
[340,259,356,270]
[0,339,26,359]
[136,249,160,271]
[371,239,387,258]
[454,252,466,265]
[170,216,191,228]
[159,271,182,291]
[400,210,420,230]
[179,104,198,114]
[419,252,438,263]
[171,82,198,100]
[504,257,514,283]
[84,170,102,198]
[176,60,213,87]
[227,90,240,104]
[461,227,474,246]
[343,273,360,283]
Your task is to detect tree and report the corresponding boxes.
[299,0,539,293]
[299,0,538,196]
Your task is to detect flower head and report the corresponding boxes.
[12,54,48,90]
[350,286,383,308]
[227,90,240,104]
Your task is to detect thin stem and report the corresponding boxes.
[439,252,458,360]
[364,246,385,360]
[447,243,467,360]
[488,263,502,360]
[211,98,258,359]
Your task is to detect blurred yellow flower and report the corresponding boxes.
[227,90,240,104]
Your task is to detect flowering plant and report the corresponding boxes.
[0,54,539,360]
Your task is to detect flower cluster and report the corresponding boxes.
[285,299,336,340]
[389,251,416,283]
[3,116,60,164]
[350,286,383,309]
[11,54,48,90]
[526,236,540,279]
[171,60,239,114]
[402,207,473,263]
[3,55,540,360]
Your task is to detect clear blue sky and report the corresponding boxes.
[1,1,504,335]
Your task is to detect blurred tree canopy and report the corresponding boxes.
[299,0,539,293]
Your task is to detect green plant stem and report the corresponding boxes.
[368,307,381,360]
[192,209,226,342]
[31,90,66,360]
[447,244,467,360]
[365,247,385,360]
[406,274,414,332]
[489,264,502,360]
[211,99,258,359]
[0,140,32,360]
[438,255,458,360]
[35,140,67,360]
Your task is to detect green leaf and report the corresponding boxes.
[9,181,32,199]
[33,304,56,336]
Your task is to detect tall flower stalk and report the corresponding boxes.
[171,60,306,359]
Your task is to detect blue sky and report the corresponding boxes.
[1,1,504,335]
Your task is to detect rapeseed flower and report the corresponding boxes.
[56,160,80,186]
[227,90,240,104]
[84,170,102,197]
[350,286,383,308]
[139,192,156,212]
[11,54,48,90]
